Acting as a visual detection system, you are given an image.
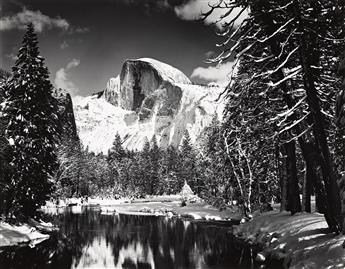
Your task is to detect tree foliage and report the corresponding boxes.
[203,0,345,232]
[1,24,60,218]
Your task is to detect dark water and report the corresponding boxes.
[0,208,259,269]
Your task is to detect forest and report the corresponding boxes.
[1,0,345,238]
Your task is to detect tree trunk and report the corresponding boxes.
[313,166,327,214]
[256,8,317,217]
[279,145,289,212]
[285,141,302,214]
[252,0,342,232]
[302,163,312,213]
[336,61,345,234]
[294,1,343,231]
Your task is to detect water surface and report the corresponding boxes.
[0,208,256,269]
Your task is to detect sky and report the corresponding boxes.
[0,0,245,98]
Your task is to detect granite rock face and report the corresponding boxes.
[54,88,78,140]
[103,76,120,107]
[75,58,224,153]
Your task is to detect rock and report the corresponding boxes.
[74,58,225,153]
[54,88,78,140]
[269,250,291,269]
[140,207,150,213]
[205,215,222,221]
[187,213,202,220]
[271,232,281,238]
[104,76,121,106]
[256,252,266,263]
[166,212,174,218]
[270,237,279,244]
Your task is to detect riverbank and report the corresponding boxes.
[0,220,54,250]
[101,201,241,221]
[233,211,345,268]
[106,201,345,268]
[5,197,345,269]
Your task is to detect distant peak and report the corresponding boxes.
[125,58,191,85]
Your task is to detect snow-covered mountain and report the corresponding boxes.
[74,58,225,153]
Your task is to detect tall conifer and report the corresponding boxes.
[3,23,60,217]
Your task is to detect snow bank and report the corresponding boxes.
[233,211,345,268]
[0,222,50,248]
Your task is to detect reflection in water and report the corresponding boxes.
[116,241,155,269]
[72,237,116,269]
[0,209,256,269]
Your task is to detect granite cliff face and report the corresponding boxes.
[75,58,224,153]
[54,88,78,140]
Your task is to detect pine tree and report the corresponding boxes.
[159,145,181,194]
[204,0,344,232]
[2,23,60,218]
[149,135,160,194]
[108,133,125,163]
[199,113,235,203]
[180,130,197,193]
[55,139,86,197]
[138,138,152,195]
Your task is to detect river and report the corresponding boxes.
[0,208,261,269]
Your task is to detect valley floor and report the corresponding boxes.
[2,198,345,268]
[100,201,241,220]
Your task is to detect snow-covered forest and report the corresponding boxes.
[0,0,345,228]
[1,0,345,267]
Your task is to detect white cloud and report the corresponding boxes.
[60,40,69,49]
[66,59,80,69]
[191,61,236,84]
[0,8,70,32]
[73,26,89,33]
[6,52,18,61]
[55,59,80,96]
[175,0,248,28]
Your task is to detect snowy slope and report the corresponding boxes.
[74,58,225,153]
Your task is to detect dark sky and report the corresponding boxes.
[1,0,227,97]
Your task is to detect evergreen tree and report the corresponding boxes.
[2,23,60,218]
[127,154,142,197]
[180,130,197,193]
[204,0,344,232]
[159,145,181,194]
[108,133,125,162]
[138,138,152,195]
[198,114,234,203]
[149,135,160,194]
[107,133,126,188]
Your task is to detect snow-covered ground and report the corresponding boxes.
[0,221,52,249]
[42,192,239,220]
[97,201,240,220]
[8,196,345,268]
[234,211,345,268]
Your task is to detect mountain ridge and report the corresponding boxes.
[74,58,225,153]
